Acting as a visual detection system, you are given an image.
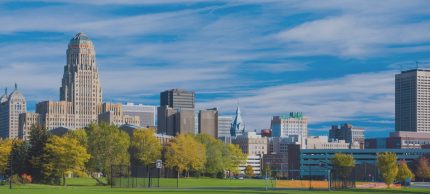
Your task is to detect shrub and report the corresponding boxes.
[21,173,32,184]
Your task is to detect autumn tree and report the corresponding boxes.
[332,153,356,178]
[65,128,88,148]
[131,128,162,166]
[244,165,255,178]
[397,160,414,184]
[377,152,398,188]
[43,136,90,186]
[224,144,247,176]
[86,123,130,185]
[0,139,13,176]
[415,156,430,181]
[165,134,206,178]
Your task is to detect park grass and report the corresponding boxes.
[0,178,429,194]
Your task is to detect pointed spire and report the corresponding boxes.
[14,83,17,90]
[4,88,7,95]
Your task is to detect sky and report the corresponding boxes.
[1,0,430,137]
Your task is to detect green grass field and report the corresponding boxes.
[0,178,429,194]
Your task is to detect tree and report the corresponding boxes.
[28,125,50,183]
[131,128,162,166]
[415,156,430,181]
[10,140,30,176]
[194,134,225,176]
[244,165,255,178]
[43,136,90,186]
[65,129,88,148]
[86,123,130,185]
[377,152,398,188]
[332,153,355,179]
[165,134,206,178]
[0,139,13,177]
[397,160,414,185]
[224,144,247,175]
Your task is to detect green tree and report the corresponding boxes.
[225,144,247,175]
[43,136,90,186]
[194,134,225,176]
[28,125,50,183]
[377,152,398,188]
[86,123,130,185]
[415,156,430,180]
[165,134,206,178]
[10,140,30,176]
[0,139,13,176]
[397,160,414,184]
[332,153,355,179]
[244,165,255,178]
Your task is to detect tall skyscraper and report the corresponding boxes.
[270,112,308,138]
[158,89,195,136]
[395,69,430,133]
[60,32,103,127]
[18,33,139,139]
[122,103,156,128]
[198,108,218,137]
[230,106,245,137]
[0,84,26,138]
[160,89,195,109]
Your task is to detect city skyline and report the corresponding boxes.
[1,1,430,137]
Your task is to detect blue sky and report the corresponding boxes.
[1,0,430,137]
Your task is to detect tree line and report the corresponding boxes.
[333,152,430,188]
[0,123,247,185]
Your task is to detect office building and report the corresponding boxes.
[329,123,364,148]
[304,136,360,149]
[160,89,195,109]
[230,106,245,137]
[271,112,308,138]
[198,108,218,137]
[217,115,232,138]
[0,85,26,138]
[268,136,304,153]
[122,103,156,128]
[395,69,430,133]
[365,131,430,149]
[233,132,268,175]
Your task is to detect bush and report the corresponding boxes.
[21,173,32,184]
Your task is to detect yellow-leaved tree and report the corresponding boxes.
[377,152,398,188]
[131,128,162,166]
[0,139,13,176]
[43,135,90,186]
[165,134,206,179]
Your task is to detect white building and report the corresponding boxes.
[122,103,156,128]
[0,85,26,138]
[271,112,308,138]
[218,115,233,138]
[304,136,360,149]
[233,132,268,176]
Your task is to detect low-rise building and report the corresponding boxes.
[304,136,360,149]
[233,132,268,176]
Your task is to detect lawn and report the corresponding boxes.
[0,178,429,194]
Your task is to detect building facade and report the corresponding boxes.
[271,112,308,138]
[395,69,430,133]
[160,89,195,109]
[365,131,430,149]
[198,108,218,137]
[122,103,156,128]
[233,132,268,175]
[304,136,360,149]
[0,85,26,138]
[329,123,364,148]
[217,115,232,138]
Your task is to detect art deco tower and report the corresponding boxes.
[60,32,102,127]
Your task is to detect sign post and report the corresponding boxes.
[156,160,162,188]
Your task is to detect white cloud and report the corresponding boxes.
[198,71,395,130]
